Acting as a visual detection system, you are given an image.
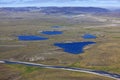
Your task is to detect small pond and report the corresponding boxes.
[41,31,63,35]
[51,26,62,28]
[54,42,96,54]
[18,35,48,41]
[82,34,97,39]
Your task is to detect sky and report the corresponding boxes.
[0,0,120,8]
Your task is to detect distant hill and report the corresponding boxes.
[40,7,110,14]
[114,9,120,12]
[0,7,110,15]
[98,9,120,17]
[0,7,41,12]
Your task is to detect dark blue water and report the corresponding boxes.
[82,34,97,39]
[41,31,63,35]
[18,35,48,41]
[51,26,62,28]
[54,42,96,54]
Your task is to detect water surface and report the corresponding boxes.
[18,35,48,41]
[41,31,63,35]
[54,42,96,54]
[51,26,62,28]
[82,34,97,39]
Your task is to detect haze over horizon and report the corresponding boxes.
[0,0,120,9]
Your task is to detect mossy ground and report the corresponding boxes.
[0,12,120,80]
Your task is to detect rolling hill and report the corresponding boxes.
[0,7,110,15]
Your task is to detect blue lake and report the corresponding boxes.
[18,35,48,41]
[51,26,62,28]
[82,34,97,39]
[41,31,63,35]
[54,42,96,54]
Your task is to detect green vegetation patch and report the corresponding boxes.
[6,64,43,74]
[70,63,120,74]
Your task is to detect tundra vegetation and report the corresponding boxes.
[0,8,120,80]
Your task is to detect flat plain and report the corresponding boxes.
[0,11,120,80]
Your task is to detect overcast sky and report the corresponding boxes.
[0,0,120,8]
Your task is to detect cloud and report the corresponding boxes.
[0,0,120,4]
[0,0,89,4]
[0,0,120,7]
[0,0,21,4]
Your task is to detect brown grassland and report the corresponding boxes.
[0,12,120,80]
